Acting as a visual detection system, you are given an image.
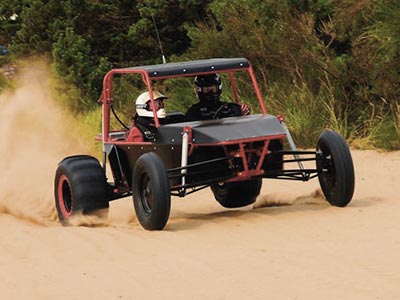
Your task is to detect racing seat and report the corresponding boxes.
[132,112,185,141]
[132,114,157,141]
[162,112,186,124]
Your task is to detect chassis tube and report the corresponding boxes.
[180,130,189,196]
[281,121,306,177]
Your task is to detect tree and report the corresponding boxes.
[52,27,111,110]
[0,0,24,46]
[128,0,212,65]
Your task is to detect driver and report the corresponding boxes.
[185,73,250,121]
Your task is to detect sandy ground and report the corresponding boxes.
[1,61,399,300]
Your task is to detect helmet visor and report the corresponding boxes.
[147,98,165,111]
[201,85,218,94]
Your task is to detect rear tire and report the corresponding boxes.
[262,139,284,174]
[54,155,109,226]
[211,179,262,208]
[316,131,355,207]
[132,153,171,230]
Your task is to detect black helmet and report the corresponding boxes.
[194,73,222,103]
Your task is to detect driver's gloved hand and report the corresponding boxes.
[240,104,250,116]
[143,130,156,140]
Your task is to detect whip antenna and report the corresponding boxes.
[151,14,166,64]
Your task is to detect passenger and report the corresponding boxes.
[185,73,250,121]
[133,91,168,140]
[134,90,167,127]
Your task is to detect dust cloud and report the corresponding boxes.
[253,189,326,209]
[0,58,89,225]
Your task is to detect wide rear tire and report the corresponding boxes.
[54,155,109,226]
[316,131,355,207]
[211,179,262,208]
[132,153,171,230]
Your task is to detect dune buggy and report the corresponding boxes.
[54,58,355,230]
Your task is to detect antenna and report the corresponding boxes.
[151,14,167,64]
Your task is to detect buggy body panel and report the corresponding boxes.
[105,114,287,195]
[155,114,286,145]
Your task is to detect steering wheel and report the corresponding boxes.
[213,103,242,119]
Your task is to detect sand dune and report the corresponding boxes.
[1,61,399,300]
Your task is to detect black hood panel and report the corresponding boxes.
[155,114,286,145]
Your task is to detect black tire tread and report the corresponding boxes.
[211,178,262,208]
[132,152,171,230]
[317,131,355,207]
[54,155,109,225]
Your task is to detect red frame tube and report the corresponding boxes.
[228,71,240,104]
[248,65,267,115]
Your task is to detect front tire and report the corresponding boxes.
[211,178,262,208]
[54,155,109,226]
[132,153,171,230]
[316,131,355,207]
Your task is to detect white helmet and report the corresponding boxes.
[136,91,167,118]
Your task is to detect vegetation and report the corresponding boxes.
[1,0,399,149]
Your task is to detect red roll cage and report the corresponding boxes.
[99,58,267,144]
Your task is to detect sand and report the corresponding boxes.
[0,60,399,300]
